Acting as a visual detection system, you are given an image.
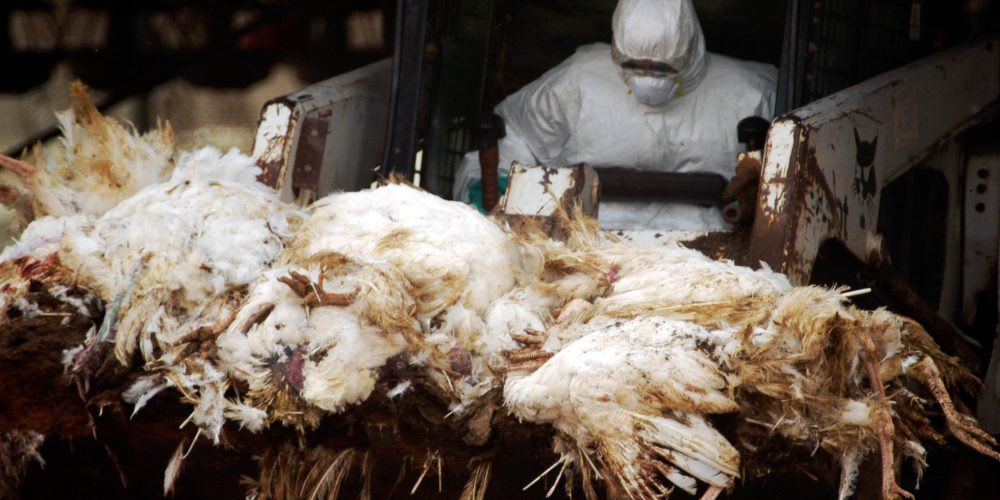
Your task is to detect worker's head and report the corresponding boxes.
[612,0,707,107]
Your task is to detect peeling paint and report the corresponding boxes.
[759,119,798,224]
[252,102,295,191]
[499,164,597,217]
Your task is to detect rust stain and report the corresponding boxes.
[748,128,810,276]
[801,146,843,235]
[557,165,588,214]
[291,117,328,192]
[683,229,752,266]
[255,139,287,189]
[779,145,843,282]
[538,166,558,190]
[747,126,848,283]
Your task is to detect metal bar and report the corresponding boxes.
[381,0,429,180]
[775,0,813,115]
[593,168,727,206]
[978,239,1000,432]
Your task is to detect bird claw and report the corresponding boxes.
[0,154,37,178]
[504,300,594,374]
[502,347,552,362]
[502,346,553,372]
[278,270,356,307]
[913,357,1000,462]
[510,329,546,346]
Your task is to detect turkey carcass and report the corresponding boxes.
[503,231,998,500]
[504,316,741,499]
[1,146,304,445]
[0,81,174,221]
[216,182,538,431]
[1,82,176,317]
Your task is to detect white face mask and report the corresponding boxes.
[625,74,679,107]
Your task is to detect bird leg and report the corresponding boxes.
[910,357,1000,461]
[0,154,37,178]
[278,270,356,307]
[700,485,723,500]
[502,347,553,373]
[510,329,546,346]
[858,329,914,500]
[503,334,553,373]
[503,300,594,373]
[173,309,240,363]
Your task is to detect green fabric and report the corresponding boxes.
[467,176,510,213]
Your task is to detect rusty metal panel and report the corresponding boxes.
[749,37,1000,285]
[498,163,599,217]
[314,96,388,197]
[252,100,296,193]
[497,164,750,261]
[979,243,1000,434]
[251,58,392,203]
[964,152,1000,324]
[924,143,966,322]
[291,116,328,192]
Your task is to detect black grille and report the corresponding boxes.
[806,0,919,103]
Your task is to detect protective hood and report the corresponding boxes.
[612,0,708,99]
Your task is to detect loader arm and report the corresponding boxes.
[747,37,1000,284]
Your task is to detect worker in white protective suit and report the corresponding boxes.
[452,0,777,229]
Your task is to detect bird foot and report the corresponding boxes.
[278,270,356,307]
[912,357,1000,461]
[858,329,913,500]
[503,299,593,374]
[502,346,553,373]
[0,154,37,178]
[510,329,546,346]
[503,330,551,373]
[871,405,913,500]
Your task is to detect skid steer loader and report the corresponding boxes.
[250,0,1000,448]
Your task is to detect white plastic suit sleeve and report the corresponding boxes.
[452,131,537,201]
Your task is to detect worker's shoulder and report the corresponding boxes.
[701,53,777,95]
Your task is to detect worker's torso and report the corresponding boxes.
[503,43,777,179]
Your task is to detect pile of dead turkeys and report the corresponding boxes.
[1,84,998,500]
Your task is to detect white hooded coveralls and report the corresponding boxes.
[453,0,777,230]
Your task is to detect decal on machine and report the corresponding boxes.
[851,127,879,229]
